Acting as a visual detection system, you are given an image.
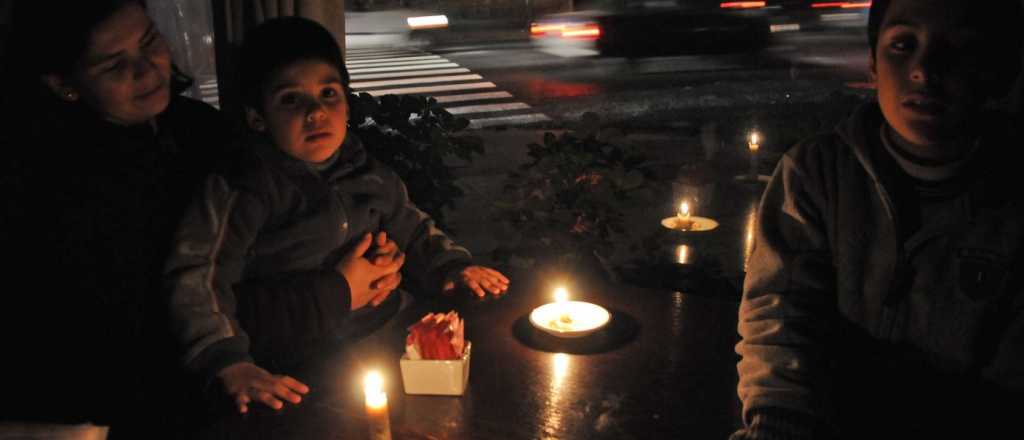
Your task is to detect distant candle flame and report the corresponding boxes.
[749,132,760,151]
[554,287,569,303]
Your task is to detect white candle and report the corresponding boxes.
[748,132,760,152]
[676,201,694,229]
[364,371,392,440]
[554,287,573,325]
[748,132,761,178]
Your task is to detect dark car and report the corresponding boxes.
[763,0,869,33]
[530,0,773,57]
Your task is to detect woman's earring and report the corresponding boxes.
[62,89,79,101]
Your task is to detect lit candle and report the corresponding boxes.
[364,371,392,440]
[554,287,572,326]
[748,132,760,152]
[749,132,761,179]
[676,201,694,230]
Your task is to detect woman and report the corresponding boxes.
[3,1,232,435]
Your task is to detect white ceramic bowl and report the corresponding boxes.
[529,301,611,338]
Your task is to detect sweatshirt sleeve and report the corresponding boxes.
[736,148,838,428]
[380,169,472,295]
[233,270,352,365]
[165,174,266,378]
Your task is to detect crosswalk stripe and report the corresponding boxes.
[445,102,532,115]
[361,82,497,96]
[350,68,471,81]
[346,49,415,56]
[345,58,454,68]
[346,55,442,65]
[349,63,459,74]
[468,113,551,129]
[432,91,515,104]
[351,74,482,89]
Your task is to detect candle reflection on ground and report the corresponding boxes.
[538,353,573,437]
[676,244,691,265]
[743,203,757,272]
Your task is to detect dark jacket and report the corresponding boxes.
[4,95,232,427]
[165,134,472,378]
[734,103,1024,438]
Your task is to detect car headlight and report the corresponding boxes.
[407,15,449,30]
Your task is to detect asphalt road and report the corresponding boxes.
[341,28,872,130]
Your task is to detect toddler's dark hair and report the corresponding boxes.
[240,16,350,110]
[868,0,1023,95]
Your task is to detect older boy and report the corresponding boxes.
[733,0,1024,437]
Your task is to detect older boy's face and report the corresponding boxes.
[872,0,995,152]
[252,60,348,163]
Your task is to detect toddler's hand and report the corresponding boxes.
[337,233,405,309]
[443,266,510,297]
[217,362,309,414]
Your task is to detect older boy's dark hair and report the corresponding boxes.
[240,16,351,110]
[868,0,1024,95]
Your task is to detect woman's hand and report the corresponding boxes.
[217,362,309,414]
[443,266,510,297]
[336,233,405,310]
[366,231,403,306]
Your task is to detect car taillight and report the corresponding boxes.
[531,23,564,37]
[811,1,871,8]
[530,22,601,40]
[720,1,766,8]
[562,23,601,39]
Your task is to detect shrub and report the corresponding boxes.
[347,93,484,229]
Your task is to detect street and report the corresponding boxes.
[346,29,872,129]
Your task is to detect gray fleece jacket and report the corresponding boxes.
[164,134,471,377]
[736,103,1024,433]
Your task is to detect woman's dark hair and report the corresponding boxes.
[10,0,143,77]
[240,16,351,110]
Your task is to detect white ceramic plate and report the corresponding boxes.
[529,301,611,338]
[661,216,719,232]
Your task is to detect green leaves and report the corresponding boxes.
[348,93,484,229]
[491,114,667,272]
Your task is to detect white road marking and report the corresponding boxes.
[350,67,471,81]
[468,113,551,129]
[351,74,483,89]
[445,102,532,115]
[361,82,497,96]
[432,91,515,103]
[349,63,460,74]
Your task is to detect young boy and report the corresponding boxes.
[165,17,509,414]
[733,0,1024,438]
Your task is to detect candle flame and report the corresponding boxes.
[364,371,387,409]
[678,201,690,218]
[749,132,760,151]
[554,287,569,303]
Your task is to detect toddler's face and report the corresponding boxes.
[872,0,995,151]
[250,59,348,163]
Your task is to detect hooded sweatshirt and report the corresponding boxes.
[733,103,1024,438]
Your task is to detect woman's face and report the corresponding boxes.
[69,3,173,125]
